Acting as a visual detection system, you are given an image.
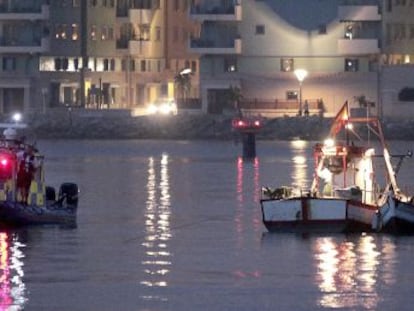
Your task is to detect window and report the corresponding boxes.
[72,24,79,40]
[90,0,98,6]
[255,25,265,35]
[318,24,327,35]
[101,26,108,40]
[182,29,187,43]
[345,58,359,72]
[387,0,392,11]
[286,91,298,100]
[398,87,414,101]
[174,0,179,10]
[110,59,115,71]
[2,57,16,71]
[130,59,135,71]
[156,27,161,41]
[224,57,237,72]
[281,58,294,72]
[54,58,68,71]
[55,24,68,40]
[140,60,146,72]
[173,26,178,41]
[73,0,80,7]
[191,60,197,73]
[90,25,97,40]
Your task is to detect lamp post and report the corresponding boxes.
[294,69,308,116]
[175,68,192,107]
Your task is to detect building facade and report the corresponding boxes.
[192,0,384,116]
[0,0,200,116]
[1,0,414,118]
[380,0,414,118]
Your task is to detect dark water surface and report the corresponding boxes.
[2,139,414,311]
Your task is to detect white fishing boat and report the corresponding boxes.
[260,101,407,233]
[373,152,414,234]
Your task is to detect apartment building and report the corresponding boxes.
[191,0,383,116]
[380,0,414,118]
[0,0,49,114]
[0,0,199,115]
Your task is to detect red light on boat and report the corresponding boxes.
[254,120,260,127]
[0,158,8,167]
[237,120,245,127]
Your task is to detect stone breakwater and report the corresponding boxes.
[23,112,414,141]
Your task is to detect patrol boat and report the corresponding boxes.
[260,101,409,233]
[0,125,79,227]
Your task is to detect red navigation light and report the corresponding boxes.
[0,157,8,167]
[0,154,13,179]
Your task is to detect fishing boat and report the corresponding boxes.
[260,101,410,233]
[0,125,79,227]
[373,151,414,234]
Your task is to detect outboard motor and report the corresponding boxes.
[45,186,56,201]
[58,183,79,208]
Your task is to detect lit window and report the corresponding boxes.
[72,24,79,40]
[101,26,108,40]
[281,58,294,72]
[90,25,97,40]
[345,58,359,72]
[286,91,298,100]
[224,57,237,72]
[345,25,353,39]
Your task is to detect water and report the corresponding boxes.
[2,139,414,311]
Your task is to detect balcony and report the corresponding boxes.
[0,37,49,53]
[190,2,242,22]
[117,8,154,24]
[0,4,49,20]
[189,38,241,55]
[338,5,380,21]
[128,39,153,56]
[337,38,379,55]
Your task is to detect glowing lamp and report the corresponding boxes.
[345,123,353,130]
[324,138,335,147]
[0,158,8,167]
[12,113,22,123]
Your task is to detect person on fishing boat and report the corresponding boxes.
[16,145,36,204]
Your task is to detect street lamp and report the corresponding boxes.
[294,69,308,116]
[180,68,192,75]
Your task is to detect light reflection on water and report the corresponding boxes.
[290,139,310,191]
[314,234,396,310]
[141,154,172,296]
[235,157,262,247]
[0,232,26,310]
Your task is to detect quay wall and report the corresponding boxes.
[17,110,414,141]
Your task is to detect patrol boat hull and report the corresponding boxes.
[0,183,78,227]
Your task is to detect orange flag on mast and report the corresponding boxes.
[329,101,349,136]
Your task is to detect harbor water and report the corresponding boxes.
[2,139,414,311]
